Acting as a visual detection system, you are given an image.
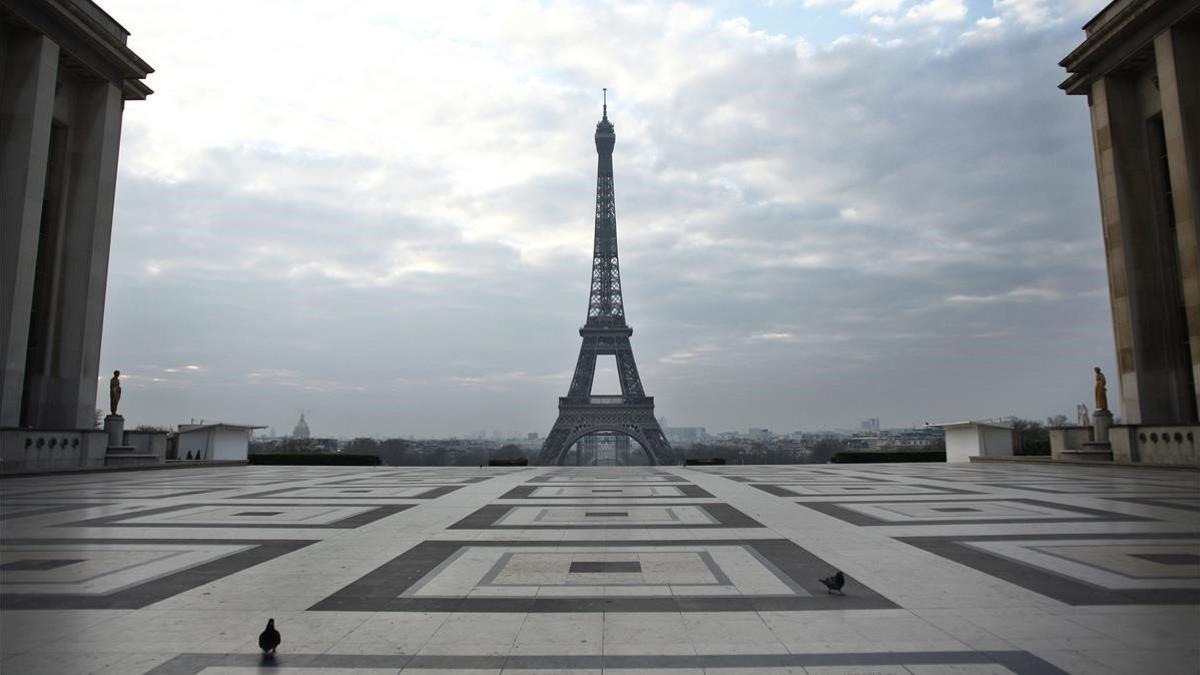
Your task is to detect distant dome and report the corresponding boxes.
[292,413,311,439]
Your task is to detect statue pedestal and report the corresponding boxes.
[1092,409,1113,444]
[1065,409,1115,461]
[104,414,125,448]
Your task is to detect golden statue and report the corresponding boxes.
[109,370,122,416]
[1094,367,1108,412]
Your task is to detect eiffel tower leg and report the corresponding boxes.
[637,416,676,465]
[615,345,645,397]
[567,338,597,399]
[539,422,572,465]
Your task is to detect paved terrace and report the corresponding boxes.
[0,463,1197,674]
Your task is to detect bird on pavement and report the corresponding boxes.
[819,571,845,595]
[259,618,281,655]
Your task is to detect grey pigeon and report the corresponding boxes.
[819,571,845,595]
[259,618,280,655]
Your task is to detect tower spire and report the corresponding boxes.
[589,90,621,324]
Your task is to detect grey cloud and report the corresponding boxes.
[100,6,1115,436]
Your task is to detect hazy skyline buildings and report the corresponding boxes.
[95,0,1116,438]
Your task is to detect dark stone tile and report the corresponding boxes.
[900,533,1200,605]
[0,558,83,571]
[0,503,114,520]
[146,651,1069,675]
[447,502,763,529]
[0,538,316,609]
[799,498,1155,527]
[309,538,897,612]
[754,483,979,497]
[235,485,461,499]
[1130,553,1200,565]
[569,561,640,573]
[1108,497,1200,513]
[60,503,412,529]
[497,484,714,499]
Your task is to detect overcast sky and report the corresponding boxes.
[98,0,1115,438]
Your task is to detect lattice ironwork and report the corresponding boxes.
[539,94,676,466]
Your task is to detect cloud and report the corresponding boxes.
[844,0,905,17]
[904,0,967,24]
[747,332,798,343]
[97,0,1117,435]
[994,0,1106,26]
[945,287,1066,305]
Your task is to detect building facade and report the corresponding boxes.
[0,0,153,432]
[1059,0,1199,464]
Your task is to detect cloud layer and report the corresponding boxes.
[99,0,1114,437]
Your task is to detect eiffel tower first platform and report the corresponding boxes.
[538,94,677,466]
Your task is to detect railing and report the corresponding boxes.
[559,395,655,407]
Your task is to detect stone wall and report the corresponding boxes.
[1049,427,1094,459]
[123,430,167,461]
[1124,425,1200,465]
[0,428,108,473]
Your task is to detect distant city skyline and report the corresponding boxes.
[257,411,975,442]
[97,0,1114,437]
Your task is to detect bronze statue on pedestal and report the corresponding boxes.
[1094,367,1108,412]
[109,370,122,416]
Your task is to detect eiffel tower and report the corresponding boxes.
[538,92,677,466]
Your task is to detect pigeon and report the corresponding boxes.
[258,618,281,655]
[819,571,845,595]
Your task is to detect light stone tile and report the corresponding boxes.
[802,668,911,675]
[200,662,398,667]
[700,662,806,667]
[426,613,525,647]
[902,662,1017,667]
[604,670,703,675]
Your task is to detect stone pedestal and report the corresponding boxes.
[1065,409,1116,461]
[103,414,124,447]
[1093,409,1113,444]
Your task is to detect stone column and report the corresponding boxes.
[1155,26,1200,420]
[0,32,59,427]
[41,81,125,429]
[1089,67,1195,425]
[1089,75,1146,424]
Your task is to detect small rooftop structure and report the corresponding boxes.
[935,420,1014,463]
[176,423,264,461]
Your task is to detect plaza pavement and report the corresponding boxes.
[1,462,1197,674]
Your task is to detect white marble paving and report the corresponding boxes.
[1,543,253,595]
[495,506,718,526]
[0,462,1196,674]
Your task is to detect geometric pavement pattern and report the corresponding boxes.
[0,462,1196,673]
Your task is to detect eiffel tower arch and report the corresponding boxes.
[538,93,677,466]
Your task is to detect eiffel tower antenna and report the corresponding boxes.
[538,100,676,466]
